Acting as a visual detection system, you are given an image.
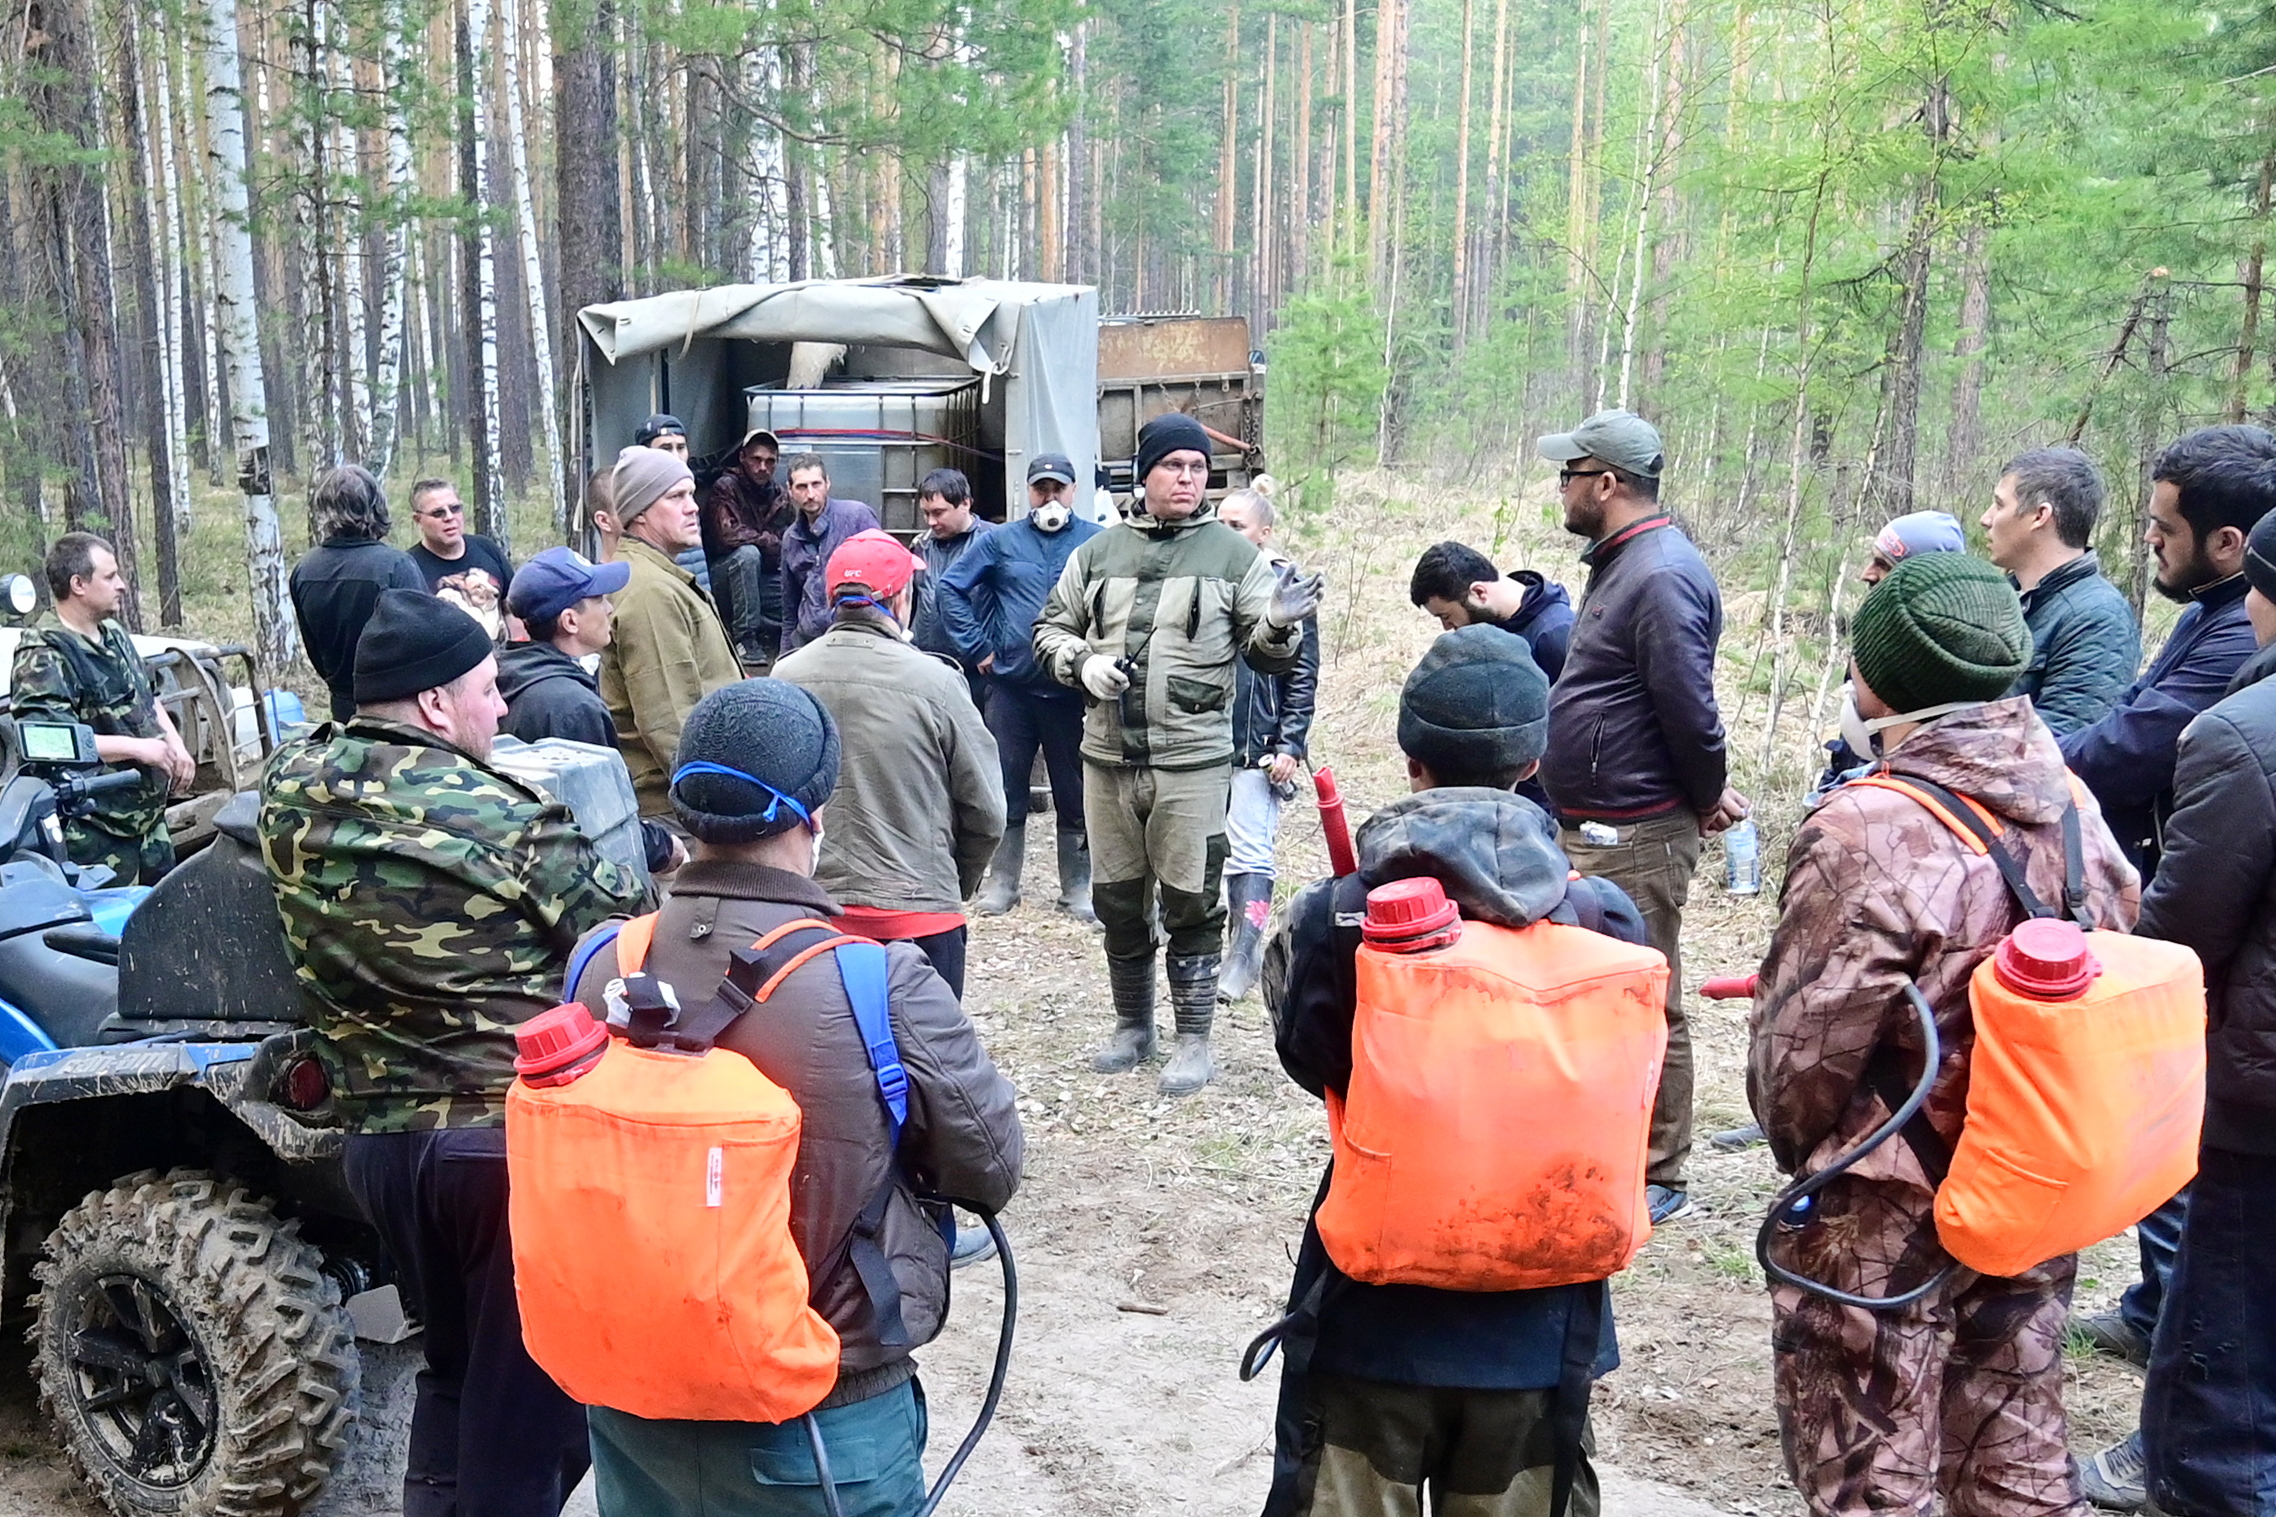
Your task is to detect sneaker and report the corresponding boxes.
[2078,1430,2147,1512]
[2069,1309,2153,1369]
[949,1216,998,1270]
[1709,1122,1767,1151]
[1647,1184,1696,1225]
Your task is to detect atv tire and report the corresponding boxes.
[30,1168,358,1517]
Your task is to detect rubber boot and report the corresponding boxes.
[1092,955,1158,1073]
[1055,828,1098,925]
[1159,954,1221,1096]
[975,821,1025,917]
[1216,874,1272,1003]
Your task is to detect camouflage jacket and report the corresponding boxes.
[1748,698,2140,1201]
[8,613,168,840]
[259,717,646,1132]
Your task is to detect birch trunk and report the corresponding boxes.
[370,0,413,479]
[119,2,183,625]
[150,17,195,530]
[497,0,561,531]
[459,0,507,546]
[205,0,294,669]
[1613,0,1671,411]
[1451,0,1474,349]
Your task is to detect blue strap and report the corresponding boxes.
[563,921,622,1004]
[830,940,908,1144]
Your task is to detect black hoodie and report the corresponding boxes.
[497,640,617,749]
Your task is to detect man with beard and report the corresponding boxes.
[700,427,792,667]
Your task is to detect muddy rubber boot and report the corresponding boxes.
[1216,873,1272,1003]
[1092,955,1158,1073]
[1055,827,1098,925]
[1159,954,1221,1096]
[975,821,1025,917]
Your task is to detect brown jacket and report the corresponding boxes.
[568,861,1023,1405]
[1749,699,2140,1196]
[596,536,742,817]
[773,608,1005,910]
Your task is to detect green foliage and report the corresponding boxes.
[1265,247,1387,515]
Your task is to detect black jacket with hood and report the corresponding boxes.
[1261,788,1644,1390]
[497,640,617,749]
[2139,640,2276,1157]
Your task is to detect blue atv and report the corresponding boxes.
[0,716,379,1517]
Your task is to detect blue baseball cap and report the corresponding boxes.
[508,547,631,623]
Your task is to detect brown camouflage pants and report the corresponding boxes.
[1769,1179,2085,1517]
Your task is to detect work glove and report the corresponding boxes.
[1265,562,1326,630]
[1080,655,1131,700]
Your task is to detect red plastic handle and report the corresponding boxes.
[1314,765,1357,878]
[1700,974,1759,1001]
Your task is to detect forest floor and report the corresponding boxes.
[0,471,2151,1514]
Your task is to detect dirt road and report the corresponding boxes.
[0,476,2153,1514]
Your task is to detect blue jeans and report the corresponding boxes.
[589,1378,928,1517]
[2121,1186,2191,1340]
[1226,766,1284,879]
[2143,1151,2276,1517]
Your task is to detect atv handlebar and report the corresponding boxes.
[1701,974,1759,1000]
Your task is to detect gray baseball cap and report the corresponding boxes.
[1536,409,1665,478]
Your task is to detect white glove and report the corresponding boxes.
[1080,655,1131,699]
[1266,563,1326,630]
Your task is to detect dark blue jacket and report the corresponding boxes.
[780,497,882,654]
[1234,550,1320,765]
[2061,574,2256,873]
[1495,570,1575,684]
[1541,515,1728,822]
[1264,790,1640,1390]
[911,519,996,668]
[2010,552,2140,738]
[937,515,1102,693]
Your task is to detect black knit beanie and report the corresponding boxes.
[1397,625,1551,777]
[354,588,495,703]
[2245,508,2276,603]
[1136,414,1212,486]
[670,679,840,843]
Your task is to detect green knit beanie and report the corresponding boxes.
[1851,553,2033,714]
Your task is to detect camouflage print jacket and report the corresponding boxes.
[8,613,169,841]
[1748,698,2140,1205]
[259,717,647,1132]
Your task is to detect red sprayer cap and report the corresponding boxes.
[1361,878,1462,953]
[514,1003,611,1087]
[1992,919,2101,1002]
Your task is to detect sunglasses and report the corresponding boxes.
[419,502,467,519]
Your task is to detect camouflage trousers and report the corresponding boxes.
[64,818,174,888]
[1770,1180,2085,1517]
[1278,1373,1599,1517]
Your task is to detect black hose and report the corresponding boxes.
[916,1203,1015,1517]
[1754,984,1958,1312]
[802,1413,846,1517]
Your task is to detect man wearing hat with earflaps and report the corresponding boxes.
[565,679,1023,1516]
[1748,553,2139,1517]
[1034,414,1324,1096]
[1258,625,1648,1517]
[259,589,651,1516]
[598,443,743,819]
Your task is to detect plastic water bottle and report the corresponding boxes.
[1724,818,1761,896]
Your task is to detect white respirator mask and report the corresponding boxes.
[1032,501,1072,533]
[1839,688,1984,760]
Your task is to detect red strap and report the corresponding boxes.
[613,913,660,975]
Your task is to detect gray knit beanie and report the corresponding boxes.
[1397,625,1551,777]
[670,680,840,843]
[610,445,692,525]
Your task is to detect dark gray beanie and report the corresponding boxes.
[1136,413,1212,484]
[2246,508,2276,603]
[1397,625,1550,777]
[670,679,840,843]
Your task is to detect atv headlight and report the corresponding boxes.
[1,574,34,617]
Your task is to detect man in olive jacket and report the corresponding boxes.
[596,445,743,818]
[1033,414,1322,1095]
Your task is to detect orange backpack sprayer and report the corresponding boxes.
[1705,774,2205,1308]
[507,916,1016,1517]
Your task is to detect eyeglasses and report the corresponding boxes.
[419,502,466,519]
[1558,468,1614,487]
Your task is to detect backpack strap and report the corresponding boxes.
[563,914,649,1004]
[1846,775,2058,922]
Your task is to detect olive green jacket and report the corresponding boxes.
[597,536,742,816]
[1032,502,1301,771]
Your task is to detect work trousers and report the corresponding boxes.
[1558,811,1701,1189]
[1277,1373,1599,1517]
[1086,761,1231,962]
[588,1379,927,1517]
[1227,766,1285,879]
[2143,1148,2276,1517]
[1770,1179,2083,1517]
[343,1127,591,1517]
[986,682,1086,826]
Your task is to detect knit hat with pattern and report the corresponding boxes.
[1851,552,2032,714]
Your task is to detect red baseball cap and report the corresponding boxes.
[826,529,926,600]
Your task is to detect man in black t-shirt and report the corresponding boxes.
[406,478,519,641]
